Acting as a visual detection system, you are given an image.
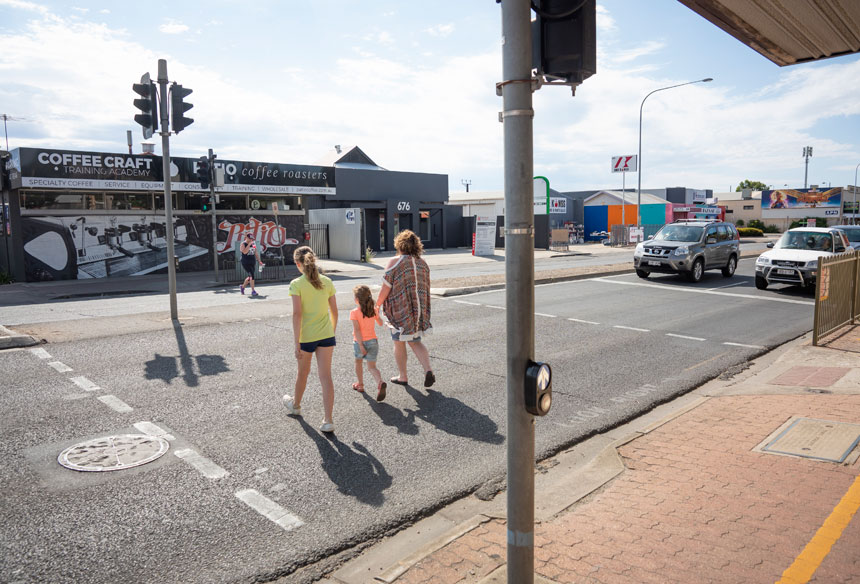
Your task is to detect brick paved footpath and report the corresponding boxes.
[395,394,860,584]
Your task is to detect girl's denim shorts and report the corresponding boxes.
[353,338,379,360]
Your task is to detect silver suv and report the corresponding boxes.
[633,220,740,282]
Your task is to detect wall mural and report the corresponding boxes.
[21,214,304,281]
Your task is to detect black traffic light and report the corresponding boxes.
[196,155,211,190]
[201,195,211,212]
[170,83,194,133]
[132,72,158,139]
[525,361,552,416]
[532,0,596,87]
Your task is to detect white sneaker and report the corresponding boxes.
[283,396,302,416]
[319,421,334,433]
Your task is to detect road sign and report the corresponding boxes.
[611,155,637,173]
[534,176,549,215]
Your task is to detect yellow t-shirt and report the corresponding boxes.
[289,274,336,343]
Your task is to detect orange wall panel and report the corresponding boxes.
[607,204,637,229]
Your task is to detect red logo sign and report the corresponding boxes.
[217,217,299,254]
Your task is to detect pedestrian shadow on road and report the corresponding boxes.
[403,385,504,444]
[298,417,392,507]
[360,392,419,435]
[143,321,230,387]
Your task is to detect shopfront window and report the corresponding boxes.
[215,195,247,211]
[248,196,300,212]
[85,193,153,210]
[22,191,84,210]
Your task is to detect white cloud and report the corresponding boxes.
[425,23,454,37]
[0,0,48,14]
[363,30,394,45]
[159,20,189,35]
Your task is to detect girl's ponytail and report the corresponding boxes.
[353,285,375,318]
[294,246,323,289]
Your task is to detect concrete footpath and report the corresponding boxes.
[321,327,860,584]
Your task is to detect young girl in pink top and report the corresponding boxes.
[350,285,387,402]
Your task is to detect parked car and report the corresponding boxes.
[831,225,860,250]
[754,227,852,290]
[633,220,740,282]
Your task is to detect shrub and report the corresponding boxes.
[738,227,764,237]
[0,272,13,285]
[747,219,765,230]
[763,224,780,233]
[735,219,745,227]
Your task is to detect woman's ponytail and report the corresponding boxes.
[293,246,323,289]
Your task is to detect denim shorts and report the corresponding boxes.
[299,336,336,353]
[353,338,379,361]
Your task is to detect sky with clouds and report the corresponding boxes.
[1,0,859,195]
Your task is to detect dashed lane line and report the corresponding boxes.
[535,312,557,318]
[723,341,766,350]
[47,361,73,373]
[613,325,650,332]
[593,277,815,306]
[134,421,176,441]
[174,448,229,479]
[235,488,305,532]
[30,348,51,359]
[454,300,482,306]
[568,318,600,325]
[70,376,101,392]
[666,333,706,341]
[97,395,133,413]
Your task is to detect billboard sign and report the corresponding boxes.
[762,188,842,211]
[611,155,637,173]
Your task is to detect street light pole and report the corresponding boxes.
[853,162,860,225]
[636,78,712,225]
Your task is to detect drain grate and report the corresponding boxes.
[58,434,169,472]
[762,418,860,463]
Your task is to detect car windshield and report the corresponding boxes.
[841,228,860,243]
[653,225,704,242]
[775,231,832,251]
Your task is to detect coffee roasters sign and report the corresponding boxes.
[10,147,336,195]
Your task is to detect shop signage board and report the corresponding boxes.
[550,197,567,214]
[534,176,549,215]
[345,209,356,224]
[628,225,644,243]
[473,215,496,256]
[611,155,637,173]
[8,147,336,195]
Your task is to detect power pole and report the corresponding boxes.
[209,148,219,282]
[157,60,179,320]
[461,179,472,192]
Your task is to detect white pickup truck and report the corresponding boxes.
[754,227,852,290]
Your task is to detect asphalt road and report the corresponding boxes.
[0,257,813,583]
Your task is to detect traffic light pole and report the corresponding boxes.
[157,59,179,320]
[501,1,536,582]
[209,148,219,282]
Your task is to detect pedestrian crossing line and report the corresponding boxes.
[235,488,305,532]
[47,361,73,373]
[97,395,133,413]
[134,421,176,441]
[70,376,101,392]
[30,348,51,359]
[174,448,230,479]
[777,475,860,584]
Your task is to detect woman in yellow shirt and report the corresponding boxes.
[283,246,338,433]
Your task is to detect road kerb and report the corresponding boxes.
[0,324,38,349]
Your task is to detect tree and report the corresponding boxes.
[736,180,769,191]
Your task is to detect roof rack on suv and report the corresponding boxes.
[672,218,719,223]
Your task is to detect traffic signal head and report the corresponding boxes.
[525,361,552,416]
[170,83,194,133]
[197,155,211,190]
[532,0,596,88]
[202,195,211,212]
[132,73,158,139]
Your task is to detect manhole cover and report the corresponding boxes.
[762,418,860,463]
[58,434,169,472]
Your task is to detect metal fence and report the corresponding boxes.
[609,224,664,246]
[306,223,330,259]
[813,250,860,345]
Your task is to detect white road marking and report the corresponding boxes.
[235,488,305,532]
[30,348,51,359]
[535,312,557,318]
[47,361,73,373]
[613,325,650,332]
[723,342,766,350]
[70,376,100,392]
[484,305,505,310]
[134,421,176,441]
[97,395,133,413]
[568,318,600,325]
[707,282,744,290]
[454,300,482,306]
[666,333,706,341]
[174,448,229,479]
[593,277,815,306]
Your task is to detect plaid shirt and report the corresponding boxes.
[382,255,432,339]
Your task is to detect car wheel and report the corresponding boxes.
[755,275,768,290]
[687,258,704,283]
[635,269,650,279]
[721,255,737,277]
